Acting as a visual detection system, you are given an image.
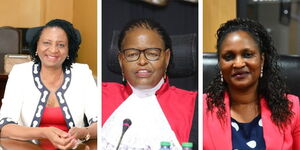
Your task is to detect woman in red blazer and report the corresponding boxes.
[204,18,300,150]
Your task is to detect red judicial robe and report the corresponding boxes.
[102,79,197,143]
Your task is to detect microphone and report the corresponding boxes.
[116,118,132,150]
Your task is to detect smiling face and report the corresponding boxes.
[37,27,69,69]
[219,31,264,90]
[118,27,170,89]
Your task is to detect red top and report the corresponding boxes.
[39,107,68,150]
[39,107,68,132]
[102,79,197,143]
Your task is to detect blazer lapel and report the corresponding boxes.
[206,92,232,150]
[260,98,284,150]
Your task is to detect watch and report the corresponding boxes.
[84,127,90,142]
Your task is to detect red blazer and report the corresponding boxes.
[203,92,300,150]
[102,80,197,144]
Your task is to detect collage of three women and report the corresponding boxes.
[0,0,300,150]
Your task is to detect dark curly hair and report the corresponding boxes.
[205,18,294,128]
[30,19,81,70]
[118,18,173,73]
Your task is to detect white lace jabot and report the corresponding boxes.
[101,78,181,150]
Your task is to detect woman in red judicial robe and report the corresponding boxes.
[102,18,197,150]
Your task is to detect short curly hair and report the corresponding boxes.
[205,18,294,128]
[30,19,81,70]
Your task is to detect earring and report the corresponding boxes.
[260,66,263,78]
[122,72,126,83]
[35,51,38,56]
[220,71,223,82]
[164,69,167,80]
[66,56,70,60]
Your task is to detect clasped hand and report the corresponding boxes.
[44,127,88,149]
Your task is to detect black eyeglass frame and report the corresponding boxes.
[120,48,164,62]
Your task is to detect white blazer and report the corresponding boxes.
[0,62,98,129]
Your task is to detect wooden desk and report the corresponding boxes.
[0,138,97,150]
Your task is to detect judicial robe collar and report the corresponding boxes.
[124,77,170,97]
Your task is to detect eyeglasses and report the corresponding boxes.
[121,48,162,62]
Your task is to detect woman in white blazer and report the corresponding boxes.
[0,19,98,149]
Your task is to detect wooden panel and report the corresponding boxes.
[204,0,236,52]
[43,0,73,24]
[0,0,73,27]
[73,0,97,77]
[0,0,42,27]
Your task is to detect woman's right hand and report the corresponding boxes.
[42,127,77,149]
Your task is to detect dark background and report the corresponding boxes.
[102,0,198,91]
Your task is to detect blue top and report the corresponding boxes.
[231,115,266,150]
